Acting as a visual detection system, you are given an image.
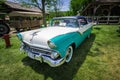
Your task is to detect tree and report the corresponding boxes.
[47,0,64,17]
[0,0,6,7]
[0,0,7,14]
[70,0,94,15]
[17,0,46,26]
[17,0,64,26]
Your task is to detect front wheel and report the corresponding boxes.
[65,46,73,63]
[0,23,10,37]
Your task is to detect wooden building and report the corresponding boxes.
[0,1,47,31]
[82,0,120,24]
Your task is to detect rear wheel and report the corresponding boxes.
[65,46,73,63]
[0,23,10,37]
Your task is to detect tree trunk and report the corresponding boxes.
[42,0,46,26]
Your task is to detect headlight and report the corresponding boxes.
[17,33,23,41]
[47,40,56,48]
[51,52,60,59]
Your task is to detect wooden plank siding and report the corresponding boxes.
[9,20,43,31]
[97,0,120,2]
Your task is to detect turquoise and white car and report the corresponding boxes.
[17,16,93,67]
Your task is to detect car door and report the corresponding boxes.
[78,18,92,40]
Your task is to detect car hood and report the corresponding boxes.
[22,27,79,49]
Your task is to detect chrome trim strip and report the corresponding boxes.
[21,42,66,67]
[23,42,56,55]
[42,56,66,67]
[24,48,65,67]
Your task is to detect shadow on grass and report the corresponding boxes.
[94,27,101,30]
[116,28,120,37]
[22,33,96,80]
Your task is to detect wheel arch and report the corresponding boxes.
[71,42,76,51]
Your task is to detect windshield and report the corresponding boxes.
[51,18,79,28]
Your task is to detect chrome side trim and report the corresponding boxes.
[24,49,66,67]
[42,56,66,67]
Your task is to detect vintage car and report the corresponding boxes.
[17,16,93,67]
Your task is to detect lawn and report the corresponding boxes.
[0,25,120,80]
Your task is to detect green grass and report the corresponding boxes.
[0,25,120,80]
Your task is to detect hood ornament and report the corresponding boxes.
[30,31,39,43]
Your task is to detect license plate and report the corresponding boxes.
[35,55,42,62]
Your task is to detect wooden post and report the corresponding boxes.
[107,16,110,24]
[118,16,120,24]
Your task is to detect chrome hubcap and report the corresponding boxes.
[66,46,73,62]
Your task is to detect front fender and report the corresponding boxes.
[50,32,83,58]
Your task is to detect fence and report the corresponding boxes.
[86,16,120,24]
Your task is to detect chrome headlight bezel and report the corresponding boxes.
[51,52,60,59]
[47,40,56,48]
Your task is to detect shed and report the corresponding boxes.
[82,0,120,24]
[0,1,48,31]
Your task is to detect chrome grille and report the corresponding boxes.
[23,42,53,55]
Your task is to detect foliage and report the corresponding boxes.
[0,0,6,9]
[16,0,46,26]
[48,11,74,19]
[16,0,64,26]
[0,0,7,19]
[0,25,120,80]
[46,0,64,17]
[70,0,94,15]
[0,0,6,3]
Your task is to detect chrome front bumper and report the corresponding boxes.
[21,43,66,67]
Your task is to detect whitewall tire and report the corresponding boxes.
[65,46,73,63]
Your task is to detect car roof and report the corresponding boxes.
[53,16,86,19]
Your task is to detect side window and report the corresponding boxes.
[78,18,87,26]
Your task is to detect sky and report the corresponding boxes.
[7,0,70,11]
[61,0,70,11]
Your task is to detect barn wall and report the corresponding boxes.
[97,0,120,2]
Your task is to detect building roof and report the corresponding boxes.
[9,11,42,17]
[81,1,120,16]
[96,0,120,2]
[5,1,42,13]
